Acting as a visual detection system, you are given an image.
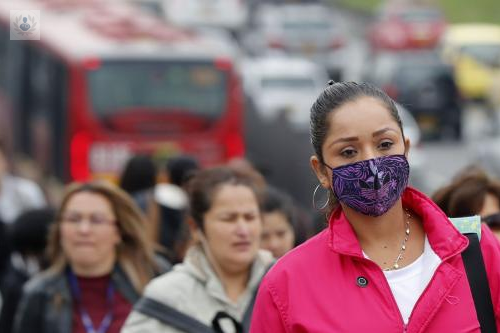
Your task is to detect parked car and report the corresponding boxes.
[243,3,347,80]
[441,24,500,101]
[364,50,462,140]
[368,5,446,51]
[241,56,329,131]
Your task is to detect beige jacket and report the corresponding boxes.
[121,245,274,333]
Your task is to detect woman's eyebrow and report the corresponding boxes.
[372,127,399,137]
[329,136,359,147]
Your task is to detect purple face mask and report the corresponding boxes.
[325,154,410,217]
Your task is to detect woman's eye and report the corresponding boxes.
[379,141,394,150]
[245,213,258,221]
[340,148,356,158]
[219,215,235,222]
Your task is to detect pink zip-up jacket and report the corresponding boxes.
[250,187,500,332]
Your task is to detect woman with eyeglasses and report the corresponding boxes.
[433,165,500,240]
[13,181,169,333]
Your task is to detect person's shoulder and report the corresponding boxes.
[142,263,198,306]
[23,270,64,295]
[265,228,330,283]
[154,254,173,274]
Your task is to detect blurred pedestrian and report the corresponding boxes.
[164,155,199,189]
[0,140,46,224]
[119,154,159,246]
[13,181,169,333]
[432,165,500,239]
[122,166,274,333]
[260,186,296,258]
[0,208,54,333]
[250,81,500,332]
[119,154,157,197]
[154,155,200,263]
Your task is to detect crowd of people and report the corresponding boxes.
[1,81,500,332]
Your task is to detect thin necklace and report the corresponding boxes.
[383,209,411,271]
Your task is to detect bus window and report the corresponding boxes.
[86,61,228,133]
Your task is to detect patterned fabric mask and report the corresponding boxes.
[325,155,410,217]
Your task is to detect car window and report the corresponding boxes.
[460,44,500,67]
[399,9,442,22]
[260,77,316,90]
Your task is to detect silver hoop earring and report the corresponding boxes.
[313,184,330,211]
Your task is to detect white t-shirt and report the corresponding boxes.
[383,237,441,323]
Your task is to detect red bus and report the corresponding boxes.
[0,0,245,182]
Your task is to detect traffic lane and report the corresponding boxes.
[412,103,500,196]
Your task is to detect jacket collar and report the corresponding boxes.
[183,245,274,304]
[329,187,468,260]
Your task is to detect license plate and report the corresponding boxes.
[301,43,317,55]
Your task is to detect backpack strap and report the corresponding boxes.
[134,297,214,333]
[212,311,243,333]
[134,262,275,333]
[461,233,497,332]
[449,216,496,332]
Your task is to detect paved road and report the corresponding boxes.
[411,105,500,196]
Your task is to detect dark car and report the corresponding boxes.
[364,50,462,140]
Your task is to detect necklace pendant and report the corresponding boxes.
[394,263,399,269]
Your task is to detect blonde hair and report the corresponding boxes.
[47,181,158,293]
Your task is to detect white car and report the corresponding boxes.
[163,0,249,33]
[243,3,348,80]
[241,56,330,131]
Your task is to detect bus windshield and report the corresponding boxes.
[87,60,229,120]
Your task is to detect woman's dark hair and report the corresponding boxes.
[310,81,403,163]
[261,186,296,229]
[11,208,55,256]
[310,81,404,216]
[186,166,262,230]
[432,166,500,219]
[119,155,157,194]
[166,155,199,187]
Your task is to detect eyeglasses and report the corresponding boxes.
[482,212,500,229]
[61,212,116,227]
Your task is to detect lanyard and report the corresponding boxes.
[67,269,115,333]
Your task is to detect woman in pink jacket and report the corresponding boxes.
[250,81,500,332]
